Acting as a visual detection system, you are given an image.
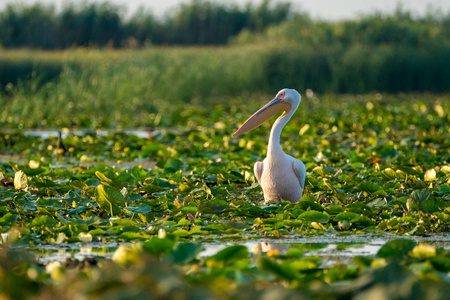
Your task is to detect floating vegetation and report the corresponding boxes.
[0,94,449,297]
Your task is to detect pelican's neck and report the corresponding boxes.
[268,103,298,158]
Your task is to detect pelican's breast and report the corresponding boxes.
[260,154,303,203]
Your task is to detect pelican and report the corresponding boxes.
[233,88,306,203]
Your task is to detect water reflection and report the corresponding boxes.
[34,242,134,264]
[10,129,152,139]
[256,242,291,253]
[255,242,381,257]
[31,234,450,264]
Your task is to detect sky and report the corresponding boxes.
[4,0,450,20]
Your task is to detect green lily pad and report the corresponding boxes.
[125,205,152,214]
[209,245,249,263]
[377,239,416,259]
[298,211,329,223]
[94,184,125,216]
[169,242,204,264]
[143,238,176,257]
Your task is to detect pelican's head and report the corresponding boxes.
[232,88,301,137]
[281,88,301,107]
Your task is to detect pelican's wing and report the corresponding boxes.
[254,161,264,185]
[292,159,306,189]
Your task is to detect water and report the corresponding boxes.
[33,242,133,264]
[30,233,450,266]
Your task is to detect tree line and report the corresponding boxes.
[0,0,297,48]
[1,1,449,49]
[1,1,450,94]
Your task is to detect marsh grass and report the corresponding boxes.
[1,45,450,128]
[0,46,268,127]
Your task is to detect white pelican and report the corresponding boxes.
[233,88,306,203]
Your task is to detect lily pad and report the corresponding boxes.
[94,184,125,216]
[298,211,329,223]
[377,239,416,259]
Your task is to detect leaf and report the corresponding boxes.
[172,229,190,237]
[0,213,18,226]
[299,124,310,136]
[298,211,329,223]
[176,219,191,226]
[285,248,303,259]
[14,170,28,191]
[19,166,46,176]
[438,185,450,193]
[422,200,441,214]
[88,229,104,236]
[312,166,324,176]
[429,256,450,272]
[120,187,128,199]
[358,181,380,193]
[31,215,58,227]
[170,242,204,264]
[434,212,450,223]
[410,189,432,203]
[377,239,416,259]
[78,232,93,243]
[381,168,403,179]
[125,205,152,214]
[353,256,373,269]
[289,259,318,272]
[142,142,165,155]
[181,206,198,214]
[178,184,191,193]
[95,171,121,188]
[69,180,89,191]
[424,169,436,181]
[354,215,374,226]
[199,200,229,214]
[258,257,300,282]
[143,238,175,257]
[94,184,125,216]
[441,165,450,174]
[238,206,268,217]
[334,212,360,222]
[209,245,249,263]
[118,232,148,241]
[325,205,344,214]
[296,196,324,211]
[366,198,388,208]
[345,203,373,214]
[131,165,148,181]
[112,245,142,265]
[205,166,221,175]
[409,245,436,259]
[165,159,184,170]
